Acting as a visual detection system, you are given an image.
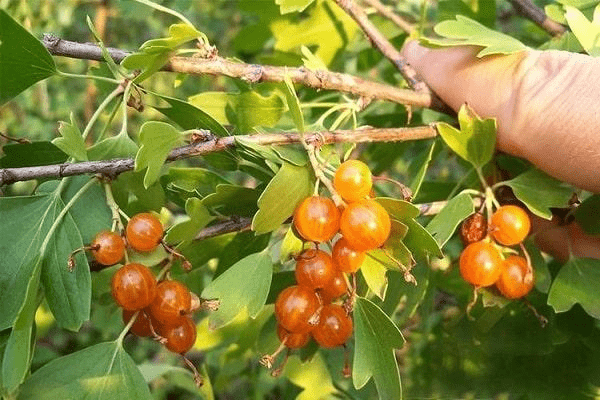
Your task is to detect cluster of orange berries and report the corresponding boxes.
[264,160,392,374]
[82,214,201,356]
[459,205,534,299]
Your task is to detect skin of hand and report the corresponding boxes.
[401,41,600,260]
[402,41,600,193]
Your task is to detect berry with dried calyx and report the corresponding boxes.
[90,230,126,266]
[149,280,193,326]
[496,255,534,299]
[274,285,321,334]
[311,304,353,348]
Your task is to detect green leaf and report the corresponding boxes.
[436,104,497,169]
[0,142,68,168]
[361,256,388,300]
[276,0,317,14]
[271,146,308,166]
[409,141,436,198]
[382,263,430,324]
[87,131,138,160]
[0,195,54,330]
[548,258,600,319]
[282,74,305,133]
[122,23,203,82]
[135,121,185,188]
[202,252,273,329]
[353,297,404,399]
[152,93,229,137]
[564,5,600,56]
[575,194,600,234]
[52,114,88,161]
[426,193,474,247]
[502,169,575,219]
[112,171,165,213]
[18,342,151,400]
[202,184,260,217]
[165,197,213,245]
[376,198,420,220]
[252,162,313,234]
[524,239,551,294]
[421,15,527,57]
[279,227,304,263]
[189,91,285,132]
[282,353,337,400]
[0,9,56,105]
[2,271,41,393]
[271,0,358,65]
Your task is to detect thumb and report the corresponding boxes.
[402,41,600,193]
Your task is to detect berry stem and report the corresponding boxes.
[81,84,125,141]
[381,248,417,285]
[117,310,140,344]
[373,176,413,201]
[182,355,204,387]
[523,299,548,327]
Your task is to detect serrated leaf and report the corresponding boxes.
[202,252,273,329]
[135,121,185,188]
[564,5,600,56]
[353,297,404,399]
[165,197,213,245]
[361,256,388,300]
[52,114,88,161]
[502,169,575,219]
[548,258,600,319]
[436,104,497,169]
[152,92,229,137]
[575,194,600,234]
[122,23,203,82]
[426,193,474,247]
[276,0,316,14]
[0,10,56,105]
[271,0,358,65]
[0,142,68,168]
[18,342,151,400]
[252,162,313,234]
[282,353,336,400]
[279,227,304,263]
[421,15,527,57]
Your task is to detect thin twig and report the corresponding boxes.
[507,0,566,36]
[362,0,415,34]
[0,126,437,185]
[42,34,433,109]
[332,0,451,114]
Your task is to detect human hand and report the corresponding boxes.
[402,41,600,193]
[401,41,600,260]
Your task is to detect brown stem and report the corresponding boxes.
[332,0,452,114]
[0,126,437,186]
[182,355,204,387]
[507,0,566,36]
[523,298,548,327]
[362,0,415,34]
[42,34,434,109]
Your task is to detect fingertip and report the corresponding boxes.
[400,40,431,69]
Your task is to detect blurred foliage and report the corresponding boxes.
[1,0,599,399]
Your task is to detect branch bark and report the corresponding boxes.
[362,0,415,35]
[0,126,437,185]
[42,34,433,109]
[507,0,566,36]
